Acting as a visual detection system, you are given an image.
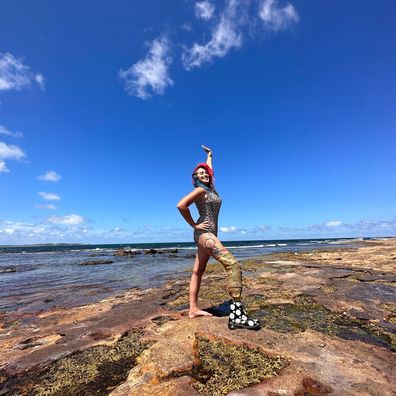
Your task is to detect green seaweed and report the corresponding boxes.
[381,303,396,314]
[2,330,149,396]
[188,336,286,396]
[151,315,177,326]
[257,296,395,351]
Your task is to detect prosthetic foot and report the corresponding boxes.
[228,300,261,330]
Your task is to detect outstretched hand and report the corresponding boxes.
[202,144,212,154]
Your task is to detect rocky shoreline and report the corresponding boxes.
[0,238,395,395]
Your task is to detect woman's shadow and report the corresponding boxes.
[205,300,232,317]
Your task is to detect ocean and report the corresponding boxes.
[0,238,371,314]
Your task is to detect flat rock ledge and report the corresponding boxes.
[110,317,392,396]
[0,238,395,395]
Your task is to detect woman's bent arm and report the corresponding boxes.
[177,187,205,228]
[177,206,196,228]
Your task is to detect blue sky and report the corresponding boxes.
[0,0,395,244]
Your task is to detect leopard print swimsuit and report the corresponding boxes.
[193,189,222,245]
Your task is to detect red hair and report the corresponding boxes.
[191,162,215,187]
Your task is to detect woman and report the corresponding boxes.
[177,145,260,330]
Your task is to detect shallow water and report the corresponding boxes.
[0,238,368,313]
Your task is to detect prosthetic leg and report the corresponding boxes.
[217,252,242,299]
[217,252,261,330]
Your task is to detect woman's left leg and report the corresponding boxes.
[197,232,242,300]
[189,244,212,318]
[198,232,261,330]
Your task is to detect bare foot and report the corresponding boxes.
[189,308,213,319]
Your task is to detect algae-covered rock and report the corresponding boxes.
[80,259,114,265]
[2,330,149,396]
[189,335,286,396]
[257,295,395,351]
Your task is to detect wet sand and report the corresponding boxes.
[0,238,395,395]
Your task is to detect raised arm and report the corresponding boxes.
[202,145,213,170]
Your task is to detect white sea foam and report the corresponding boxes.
[226,244,265,249]
[140,244,269,252]
[328,238,363,245]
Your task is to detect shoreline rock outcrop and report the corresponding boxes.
[1,238,395,395]
[114,247,137,257]
[80,259,114,266]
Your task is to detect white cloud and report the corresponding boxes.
[0,141,26,172]
[38,170,62,182]
[352,218,396,230]
[0,219,87,243]
[220,224,269,235]
[2,215,394,245]
[47,214,85,225]
[38,192,61,201]
[0,125,23,138]
[325,220,343,227]
[195,1,215,21]
[118,0,299,94]
[280,218,396,235]
[259,0,299,31]
[311,220,346,231]
[182,22,193,32]
[0,52,45,92]
[220,225,237,232]
[279,226,304,233]
[0,220,193,244]
[0,160,9,173]
[3,227,15,235]
[107,226,128,237]
[182,16,242,69]
[183,1,243,70]
[34,73,45,89]
[0,220,37,238]
[119,37,173,99]
[0,141,26,160]
[251,224,271,233]
[182,0,299,70]
[35,204,57,210]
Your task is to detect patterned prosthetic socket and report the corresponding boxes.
[217,252,242,299]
